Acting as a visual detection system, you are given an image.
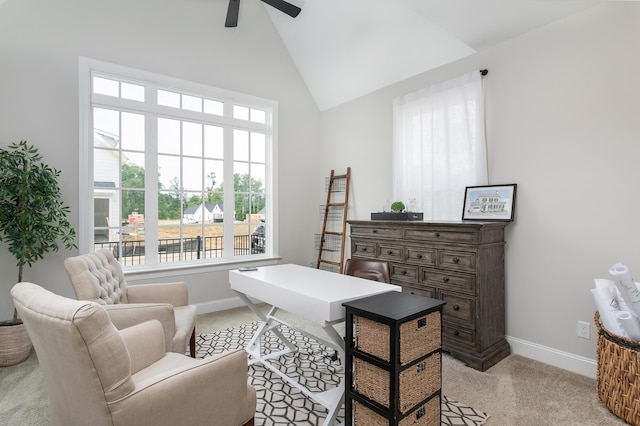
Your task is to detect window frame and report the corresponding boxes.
[78,57,279,273]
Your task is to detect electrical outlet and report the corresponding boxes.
[577,321,590,339]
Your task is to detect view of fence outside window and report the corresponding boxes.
[80,58,274,267]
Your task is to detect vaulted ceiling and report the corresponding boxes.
[0,0,604,111]
[262,0,602,111]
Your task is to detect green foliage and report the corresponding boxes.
[390,201,406,212]
[121,163,145,218]
[120,165,265,222]
[205,172,223,205]
[0,141,77,320]
[158,192,180,220]
[233,173,265,220]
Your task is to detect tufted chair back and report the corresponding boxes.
[64,248,198,357]
[64,249,129,305]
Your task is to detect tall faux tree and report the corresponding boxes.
[0,141,76,323]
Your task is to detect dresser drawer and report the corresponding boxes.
[402,285,436,299]
[377,244,403,261]
[352,240,376,258]
[404,228,478,244]
[437,250,476,272]
[442,323,476,346]
[351,225,402,239]
[406,247,436,266]
[421,269,475,294]
[441,292,475,327]
[390,263,419,284]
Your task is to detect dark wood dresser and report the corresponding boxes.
[347,220,510,371]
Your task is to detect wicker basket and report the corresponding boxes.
[0,322,32,367]
[595,311,640,425]
[354,355,440,413]
[355,311,441,365]
[353,396,440,426]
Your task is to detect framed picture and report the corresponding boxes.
[462,184,517,221]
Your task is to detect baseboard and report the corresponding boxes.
[506,335,597,379]
[194,296,261,315]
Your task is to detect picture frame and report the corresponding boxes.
[462,184,517,221]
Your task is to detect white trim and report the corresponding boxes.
[77,56,278,266]
[124,257,280,280]
[78,57,93,254]
[506,335,597,378]
[193,295,263,315]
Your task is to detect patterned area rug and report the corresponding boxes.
[196,321,488,425]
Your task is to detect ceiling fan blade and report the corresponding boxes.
[225,0,240,27]
[261,0,301,18]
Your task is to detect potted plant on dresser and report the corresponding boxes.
[0,140,76,366]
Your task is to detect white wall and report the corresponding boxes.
[0,0,320,318]
[319,3,640,376]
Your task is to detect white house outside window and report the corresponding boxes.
[78,58,276,269]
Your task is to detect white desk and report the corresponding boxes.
[230,264,401,426]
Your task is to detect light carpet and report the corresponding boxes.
[196,321,489,425]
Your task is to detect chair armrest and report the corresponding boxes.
[111,349,256,425]
[119,320,165,374]
[126,282,189,307]
[103,304,176,352]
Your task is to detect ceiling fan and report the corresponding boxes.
[225,0,301,27]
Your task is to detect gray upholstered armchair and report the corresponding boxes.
[11,282,256,426]
[64,248,197,357]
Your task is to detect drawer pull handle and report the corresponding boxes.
[453,330,460,336]
[401,270,407,275]
[453,305,460,311]
[361,247,367,252]
[442,276,449,283]
[416,406,425,419]
[435,232,440,238]
[417,254,423,259]
[453,257,460,263]
[416,361,426,373]
[417,318,426,328]
[372,229,377,233]
[387,250,393,255]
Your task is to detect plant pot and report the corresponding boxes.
[0,321,32,367]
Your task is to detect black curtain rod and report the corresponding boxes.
[480,69,488,76]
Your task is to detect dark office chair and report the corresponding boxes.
[343,258,391,283]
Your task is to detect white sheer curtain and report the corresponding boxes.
[392,71,488,220]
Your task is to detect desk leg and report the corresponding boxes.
[234,291,297,363]
[320,323,345,426]
[234,291,345,426]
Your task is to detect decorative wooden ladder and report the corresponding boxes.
[316,168,351,274]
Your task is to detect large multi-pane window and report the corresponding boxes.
[79,58,275,268]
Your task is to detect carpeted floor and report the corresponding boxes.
[197,306,629,426]
[0,304,630,425]
[197,321,489,425]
